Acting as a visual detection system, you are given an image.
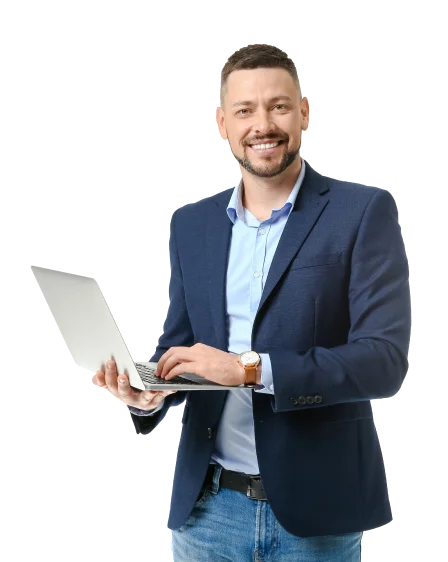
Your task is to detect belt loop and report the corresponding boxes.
[211,465,222,494]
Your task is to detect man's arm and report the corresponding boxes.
[269,188,411,413]
[129,402,165,416]
[129,208,194,433]
[128,391,186,435]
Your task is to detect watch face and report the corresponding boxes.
[240,351,260,366]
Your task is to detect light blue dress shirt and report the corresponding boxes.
[132,159,306,475]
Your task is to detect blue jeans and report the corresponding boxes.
[172,465,363,561]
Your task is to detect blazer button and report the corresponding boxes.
[208,428,212,439]
[314,395,323,404]
[290,397,298,405]
[298,396,307,405]
[306,396,314,404]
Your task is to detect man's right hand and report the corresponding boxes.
[92,360,176,411]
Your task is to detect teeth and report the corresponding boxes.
[251,142,279,150]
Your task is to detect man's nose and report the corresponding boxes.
[253,110,275,134]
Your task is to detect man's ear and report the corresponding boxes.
[300,97,310,131]
[216,107,228,140]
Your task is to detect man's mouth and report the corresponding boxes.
[248,140,284,155]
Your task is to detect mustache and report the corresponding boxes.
[246,137,287,145]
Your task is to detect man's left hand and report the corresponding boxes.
[155,343,245,387]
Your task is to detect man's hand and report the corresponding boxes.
[155,343,246,386]
[92,360,177,410]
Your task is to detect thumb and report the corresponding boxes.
[143,391,157,401]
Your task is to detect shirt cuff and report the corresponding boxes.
[254,353,274,394]
[128,400,165,416]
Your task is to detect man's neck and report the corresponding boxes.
[240,157,302,223]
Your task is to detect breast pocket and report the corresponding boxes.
[289,251,342,270]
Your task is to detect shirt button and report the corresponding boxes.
[259,229,266,235]
[253,271,260,278]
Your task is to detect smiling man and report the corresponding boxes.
[219,65,307,223]
[93,44,411,561]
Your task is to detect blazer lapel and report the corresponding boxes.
[256,161,330,318]
[204,160,330,349]
[205,192,233,350]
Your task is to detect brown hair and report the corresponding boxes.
[220,44,302,108]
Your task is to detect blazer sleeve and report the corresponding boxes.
[269,188,411,413]
[130,209,193,434]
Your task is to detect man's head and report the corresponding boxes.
[216,44,309,179]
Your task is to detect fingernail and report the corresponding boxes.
[119,378,125,384]
[107,361,114,369]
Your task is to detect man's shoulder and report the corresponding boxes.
[299,160,389,208]
[173,187,233,222]
[322,169,393,213]
[324,172,383,199]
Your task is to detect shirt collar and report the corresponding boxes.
[226,158,306,225]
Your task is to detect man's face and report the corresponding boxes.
[216,68,309,178]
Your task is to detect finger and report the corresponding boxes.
[160,350,193,379]
[105,360,119,395]
[159,355,179,379]
[156,347,188,376]
[116,374,137,403]
[137,390,162,409]
[155,349,173,377]
[165,362,199,381]
[93,370,107,387]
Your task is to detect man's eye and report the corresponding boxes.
[237,105,286,115]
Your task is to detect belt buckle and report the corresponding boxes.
[246,477,263,500]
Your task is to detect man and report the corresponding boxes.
[93,44,411,561]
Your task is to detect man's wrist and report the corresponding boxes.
[236,359,246,385]
[230,350,262,386]
[236,351,262,386]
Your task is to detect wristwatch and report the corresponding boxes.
[238,351,261,386]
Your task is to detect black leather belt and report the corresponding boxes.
[203,464,267,501]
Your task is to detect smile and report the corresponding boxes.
[249,141,283,154]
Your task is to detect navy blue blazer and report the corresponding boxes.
[130,159,411,538]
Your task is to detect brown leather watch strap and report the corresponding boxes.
[244,364,257,385]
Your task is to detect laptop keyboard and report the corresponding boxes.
[135,363,202,386]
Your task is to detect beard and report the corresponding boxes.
[231,138,301,178]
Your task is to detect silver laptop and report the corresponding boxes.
[31,266,251,391]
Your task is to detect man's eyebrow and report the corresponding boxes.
[231,95,293,108]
